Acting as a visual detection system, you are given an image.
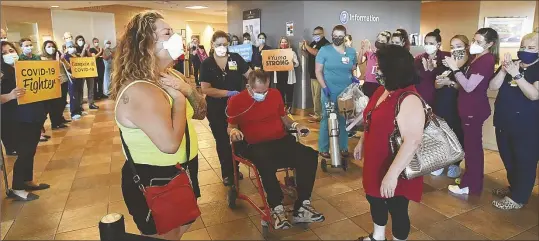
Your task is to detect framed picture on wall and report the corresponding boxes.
[484,17,528,47]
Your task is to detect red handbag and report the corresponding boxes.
[120,122,200,235]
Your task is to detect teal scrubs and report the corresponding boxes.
[315,45,357,153]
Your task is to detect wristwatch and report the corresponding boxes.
[512,73,524,80]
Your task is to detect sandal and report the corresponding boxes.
[492,187,511,197]
[357,233,387,241]
[492,196,523,210]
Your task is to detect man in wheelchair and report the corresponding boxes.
[226,70,325,230]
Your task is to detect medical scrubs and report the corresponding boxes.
[315,45,357,153]
[493,61,539,204]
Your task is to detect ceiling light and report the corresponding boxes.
[51,5,60,8]
[185,6,208,10]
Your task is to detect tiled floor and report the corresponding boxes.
[1,97,538,240]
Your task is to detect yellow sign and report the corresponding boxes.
[70,57,98,78]
[261,49,294,72]
[15,60,61,105]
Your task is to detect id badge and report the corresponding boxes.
[342,56,350,65]
[228,61,238,71]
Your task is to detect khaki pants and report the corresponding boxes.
[310,79,322,117]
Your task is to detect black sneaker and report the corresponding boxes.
[293,200,325,223]
[52,123,68,130]
[271,205,292,229]
[89,104,99,109]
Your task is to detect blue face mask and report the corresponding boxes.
[312,35,321,42]
[517,51,539,64]
[253,92,267,102]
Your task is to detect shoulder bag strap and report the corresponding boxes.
[119,130,144,190]
[393,91,433,130]
[119,120,190,190]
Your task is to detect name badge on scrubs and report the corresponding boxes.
[228,61,238,71]
[342,56,350,65]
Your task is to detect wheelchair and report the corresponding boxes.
[226,129,307,239]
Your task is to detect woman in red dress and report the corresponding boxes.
[354,45,425,241]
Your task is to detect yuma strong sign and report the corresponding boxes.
[70,57,98,78]
[15,60,61,105]
[261,49,294,72]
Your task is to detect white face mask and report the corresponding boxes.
[2,53,19,65]
[22,46,33,55]
[215,46,227,57]
[105,43,111,48]
[244,40,251,45]
[469,43,485,55]
[67,47,77,54]
[345,41,352,48]
[65,38,73,44]
[424,45,438,55]
[77,40,85,47]
[258,39,266,45]
[0,38,7,42]
[94,42,99,47]
[46,47,56,55]
[162,33,185,60]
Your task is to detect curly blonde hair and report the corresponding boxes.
[109,10,164,100]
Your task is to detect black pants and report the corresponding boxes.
[207,114,237,179]
[190,55,201,86]
[366,195,411,240]
[247,135,318,209]
[174,60,185,74]
[12,121,42,190]
[95,61,105,98]
[121,162,197,235]
[1,119,18,153]
[496,128,539,204]
[276,71,294,107]
[181,155,200,198]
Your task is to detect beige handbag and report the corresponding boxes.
[389,91,464,180]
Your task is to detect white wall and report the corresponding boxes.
[51,9,116,47]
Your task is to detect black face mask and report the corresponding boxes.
[375,41,386,49]
[333,36,345,46]
[375,72,385,86]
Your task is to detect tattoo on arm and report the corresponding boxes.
[186,89,207,120]
[122,94,130,104]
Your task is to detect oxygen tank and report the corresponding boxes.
[328,113,342,167]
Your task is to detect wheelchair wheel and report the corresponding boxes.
[320,159,328,172]
[261,220,270,240]
[227,187,237,209]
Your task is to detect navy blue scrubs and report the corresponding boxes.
[493,61,539,204]
[434,65,467,164]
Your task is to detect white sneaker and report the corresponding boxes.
[71,114,82,120]
[292,200,325,223]
[81,111,88,116]
[448,185,469,195]
[431,168,444,176]
[447,165,461,178]
[271,205,291,230]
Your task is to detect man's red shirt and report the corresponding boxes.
[227,88,287,144]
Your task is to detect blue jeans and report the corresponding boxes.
[68,79,83,116]
[318,90,348,153]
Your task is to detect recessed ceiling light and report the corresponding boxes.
[51,5,60,8]
[185,6,208,10]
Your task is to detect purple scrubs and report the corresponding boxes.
[414,51,451,108]
[457,53,496,194]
